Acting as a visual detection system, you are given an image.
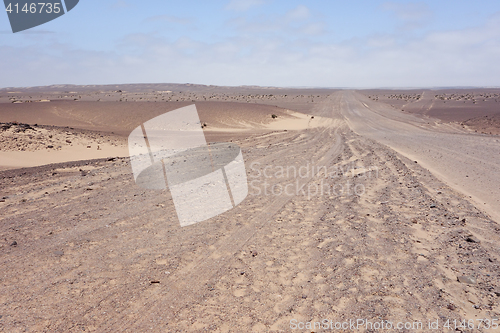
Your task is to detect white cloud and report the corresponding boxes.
[382,1,432,30]
[301,22,326,35]
[225,0,265,12]
[382,1,431,21]
[285,5,311,21]
[227,5,323,35]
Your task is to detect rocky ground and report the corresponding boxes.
[0,122,125,152]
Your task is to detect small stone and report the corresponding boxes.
[301,295,307,299]
[430,204,437,208]
[457,276,477,285]
[150,280,160,284]
[54,250,64,256]
[466,236,479,243]
[10,241,17,246]
[47,145,54,148]
[447,303,457,311]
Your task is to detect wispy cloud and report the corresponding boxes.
[144,15,193,25]
[225,0,265,12]
[110,0,131,10]
[285,5,310,21]
[228,5,325,36]
[381,1,432,29]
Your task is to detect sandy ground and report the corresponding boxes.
[1,87,500,332]
[359,89,500,136]
[0,123,127,170]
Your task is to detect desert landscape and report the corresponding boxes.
[0,84,499,332]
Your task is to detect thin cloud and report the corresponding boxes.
[228,5,322,35]
[110,0,131,10]
[225,0,265,12]
[144,15,193,25]
[382,1,432,29]
[285,5,310,21]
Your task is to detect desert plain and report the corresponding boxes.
[1,84,500,332]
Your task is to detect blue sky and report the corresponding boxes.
[1,0,500,88]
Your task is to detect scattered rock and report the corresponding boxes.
[430,204,436,208]
[250,250,258,257]
[466,235,480,243]
[447,303,457,311]
[47,145,54,148]
[457,276,477,285]
[150,280,160,284]
[10,241,17,247]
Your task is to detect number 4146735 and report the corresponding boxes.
[5,3,61,14]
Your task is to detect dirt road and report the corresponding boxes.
[340,91,500,222]
[1,93,500,332]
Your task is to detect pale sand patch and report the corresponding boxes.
[205,110,336,132]
[0,144,128,169]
